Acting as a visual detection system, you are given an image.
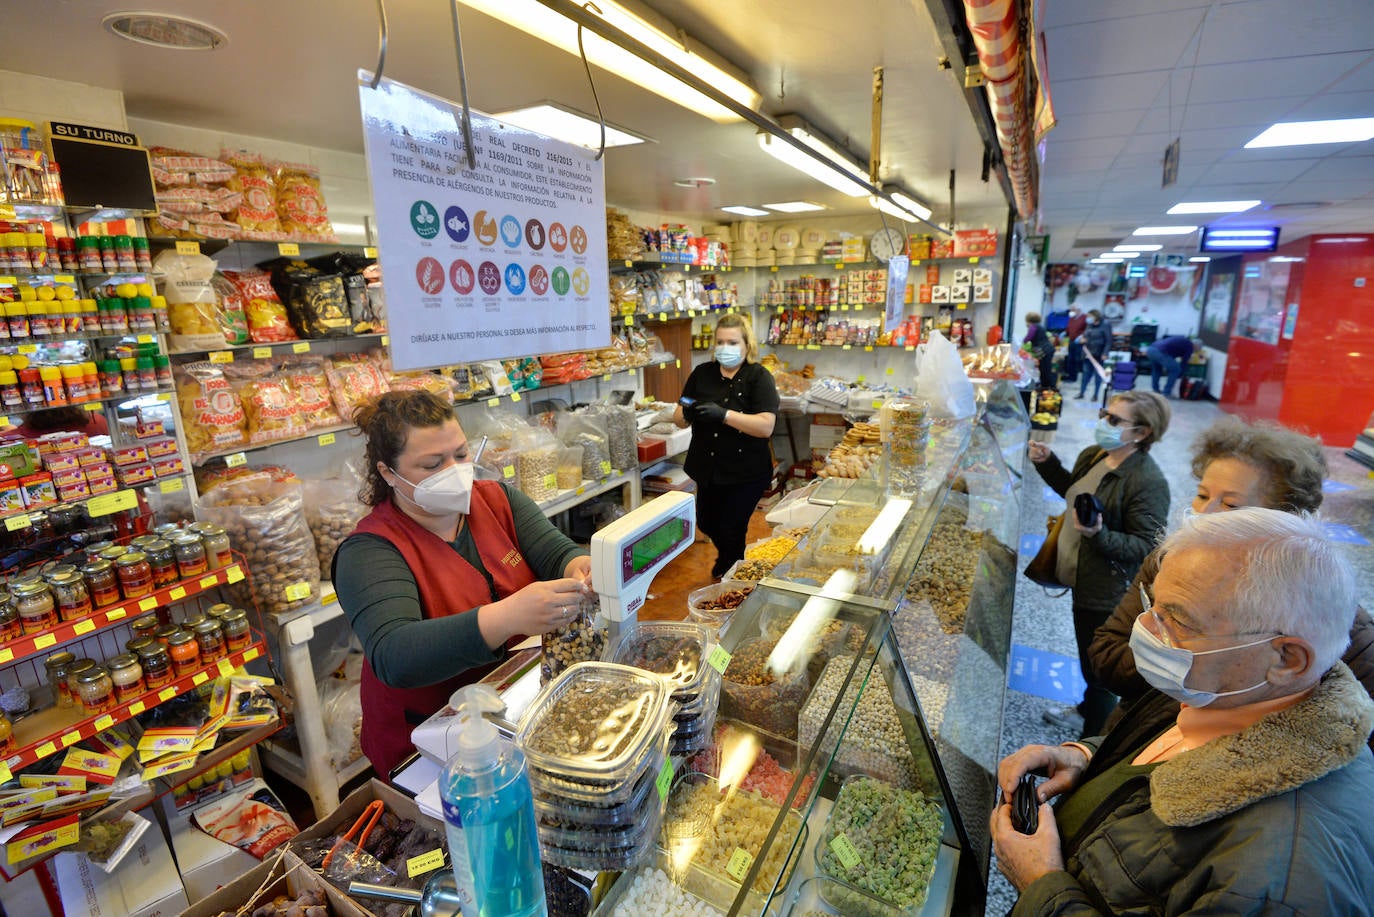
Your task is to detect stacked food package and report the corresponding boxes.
[608,622,719,756]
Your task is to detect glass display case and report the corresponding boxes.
[599,394,1023,917]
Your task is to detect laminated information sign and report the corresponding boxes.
[358,72,611,369]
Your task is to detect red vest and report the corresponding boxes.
[347,481,537,778]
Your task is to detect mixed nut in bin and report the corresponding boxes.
[719,636,809,739]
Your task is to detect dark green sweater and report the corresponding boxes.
[334,483,587,689]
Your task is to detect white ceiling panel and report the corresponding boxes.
[1198,158,1319,185]
[1042,0,1213,32]
[1277,153,1374,183]
[1186,52,1371,105]
[1282,90,1374,121]
[1042,8,1205,82]
[1047,73,1174,116]
[1199,0,1374,64]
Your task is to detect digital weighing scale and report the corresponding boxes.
[407,492,697,779]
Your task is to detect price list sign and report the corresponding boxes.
[357,72,611,369]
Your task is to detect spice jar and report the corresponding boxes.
[114,551,153,599]
[192,619,226,662]
[138,641,172,689]
[81,558,121,608]
[76,665,115,715]
[14,580,57,633]
[166,629,200,677]
[0,589,19,642]
[220,608,251,653]
[107,653,144,702]
[44,651,76,709]
[154,624,181,647]
[170,532,208,579]
[198,524,233,570]
[49,570,92,622]
[144,538,178,587]
[66,658,95,699]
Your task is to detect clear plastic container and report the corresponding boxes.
[590,848,780,917]
[532,749,658,828]
[607,620,712,702]
[719,637,810,739]
[529,730,670,808]
[686,718,814,811]
[540,796,665,872]
[760,605,854,684]
[686,581,755,632]
[783,876,901,917]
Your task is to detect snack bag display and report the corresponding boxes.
[281,357,343,428]
[274,163,335,239]
[222,269,297,343]
[222,149,279,233]
[227,362,307,444]
[209,272,251,345]
[155,248,227,352]
[176,361,248,457]
[264,260,351,338]
[325,353,390,421]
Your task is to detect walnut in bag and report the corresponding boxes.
[198,474,320,616]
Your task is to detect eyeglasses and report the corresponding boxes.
[1138,583,1281,648]
[1099,408,1138,428]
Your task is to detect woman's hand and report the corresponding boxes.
[997,743,1090,803]
[564,555,592,587]
[478,577,590,647]
[1072,513,1104,537]
[1027,441,1052,464]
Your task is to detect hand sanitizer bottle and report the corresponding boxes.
[440,685,547,917]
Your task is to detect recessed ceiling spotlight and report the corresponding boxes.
[721,205,769,217]
[674,177,716,188]
[102,12,228,50]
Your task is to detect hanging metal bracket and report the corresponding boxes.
[368,0,389,89]
[448,0,478,171]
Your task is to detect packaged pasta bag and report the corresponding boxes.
[226,362,307,444]
[148,147,236,187]
[222,269,297,343]
[176,362,248,458]
[222,149,279,233]
[274,163,335,239]
[280,356,342,428]
[325,353,390,422]
[209,273,250,346]
[387,371,455,403]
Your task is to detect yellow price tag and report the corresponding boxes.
[575,485,586,495]
[381,334,389,346]
[175,241,200,255]
[407,848,446,878]
[543,473,557,490]
[35,633,57,649]
[278,242,301,256]
[83,401,103,411]
[318,432,336,447]
[969,256,980,264]
[726,848,755,882]
[957,303,968,310]
[0,416,6,427]
[73,619,96,635]
[225,452,247,467]
[17,344,37,354]
[510,391,521,402]
[842,344,852,351]
[158,687,177,701]
[217,659,234,678]
[94,715,114,731]
[5,514,31,532]
[36,741,57,758]
[488,397,500,407]
[675,359,681,368]
[886,367,896,375]
[209,351,233,364]
[600,460,612,476]
[770,266,779,272]
[253,346,272,359]
[200,575,218,589]
[243,647,260,662]
[603,373,612,382]
[159,478,184,494]
[227,565,244,583]
[624,315,634,326]
[105,608,125,621]
[502,465,514,480]
[61,731,81,747]
[292,342,310,354]
[706,646,731,674]
[192,672,209,686]
[0,648,10,664]
[658,311,667,321]
[830,833,862,870]
[284,582,311,602]
[139,597,158,612]
[656,759,674,800]
[128,701,145,715]
[169,586,187,601]
[841,304,850,312]
[136,333,155,344]
[364,246,378,259]
[864,345,873,352]
[854,305,865,312]
[905,345,916,352]
[0,764,9,783]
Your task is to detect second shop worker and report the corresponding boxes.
[675,314,779,579]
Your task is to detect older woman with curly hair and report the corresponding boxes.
[1087,416,1374,748]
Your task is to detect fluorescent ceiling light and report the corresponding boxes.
[457,0,760,123]
[1205,229,1276,238]
[1114,244,1163,252]
[1189,256,1211,263]
[758,117,872,197]
[1167,200,1260,215]
[870,195,923,223]
[1100,251,1139,259]
[1245,118,1374,149]
[721,205,769,217]
[1315,236,1368,244]
[1268,256,1305,263]
[762,201,826,213]
[889,190,933,222]
[493,103,648,149]
[1090,257,1123,264]
[1133,226,1197,236]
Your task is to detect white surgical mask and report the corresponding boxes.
[1128,612,1274,707]
[715,343,743,368]
[389,462,474,515]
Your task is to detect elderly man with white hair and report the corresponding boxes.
[992,507,1374,915]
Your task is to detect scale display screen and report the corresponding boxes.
[622,516,690,581]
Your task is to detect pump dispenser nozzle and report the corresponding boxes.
[448,684,505,769]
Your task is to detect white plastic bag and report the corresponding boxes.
[914,330,977,419]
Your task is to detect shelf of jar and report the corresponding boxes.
[0,387,173,424]
[150,237,373,259]
[166,332,387,362]
[617,307,740,325]
[4,330,165,350]
[0,636,267,775]
[0,270,160,282]
[0,562,246,668]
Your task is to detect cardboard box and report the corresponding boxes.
[179,848,367,917]
[289,777,440,854]
[809,412,848,462]
[159,790,263,903]
[55,823,189,917]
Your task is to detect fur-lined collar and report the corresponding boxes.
[1151,663,1374,827]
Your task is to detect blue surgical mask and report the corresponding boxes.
[1128,614,1273,707]
[1094,418,1127,450]
[715,344,743,368]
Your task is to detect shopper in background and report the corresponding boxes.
[1088,417,1374,750]
[1061,306,1087,383]
[333,390,592,778]
[993,509,1374,914]
[1144,334,1194,398]
[674,313,779,579]
[1022,311,1056,388]
[1027,391,1171,736]
[1076,309,1112,403]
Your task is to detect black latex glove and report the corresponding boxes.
[694,402,728,425]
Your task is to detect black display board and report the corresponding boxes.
[1197,255,1242,353]
[48,135,156,212]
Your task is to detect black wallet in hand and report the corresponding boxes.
[1011,774,1040,835]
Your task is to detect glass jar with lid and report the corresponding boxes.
[114,551,153,598]
[81,558,121,608]
[138,641,172,689]
[154,623,181,646]
[180,611,208,631]
[220,608,252,653]
[41,562,78,583]
[205,603,233,620]
[187,521,217,537]
[0,711,11,757]
[107,653,144,702]
[0,589,19,642]
[130,613,160,642]
[76,665,115,715]
[144,538,178,588]
[98,544,128,563]
[192,619,226,662]
[66,658,95,700]
[9,571,44,590]
[14,580,57,633]
[198,524,233,570]
[125,635,156,657]
[129,534,160,551]
[166,629,200,677]
[170,533,208,579]
[44,650,76,708]
[152,523,180,540]
[49,571,92,622]
[85,539,115,561]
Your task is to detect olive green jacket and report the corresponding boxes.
[1037,446,1169,613]
[1014,664,1374,916]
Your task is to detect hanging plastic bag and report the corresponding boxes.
[513,424,560,502]
[556,411,612,481]
[583,402,636,472]
[914,330,977,419]
[302,463,368,574]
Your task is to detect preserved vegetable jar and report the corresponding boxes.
[76,665,115,715]
[180,611,207,632]
[192,619,226,662]
[49,571,92,622]
[14,580,57,633]
[170,533,208,579]
[41,563,77,582]
[154,624,180,647]
[125,635,155,657]
[0,589,19,642]
[85,540,115,561]
[198,524,232,570]
[205,603,233,620]
[114,551,153,598]
[130,613,160,642]
[44,650,76,709]
[66,658,95,700]
[152,523,180,540]
[129,534,160,551]
[138,641,172,689]
[220,608,251,653]
[107,653,144,702]
[97,544,128,563]
[144,538,178,587]
[166,629,200,677]
[81,558,120,608]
